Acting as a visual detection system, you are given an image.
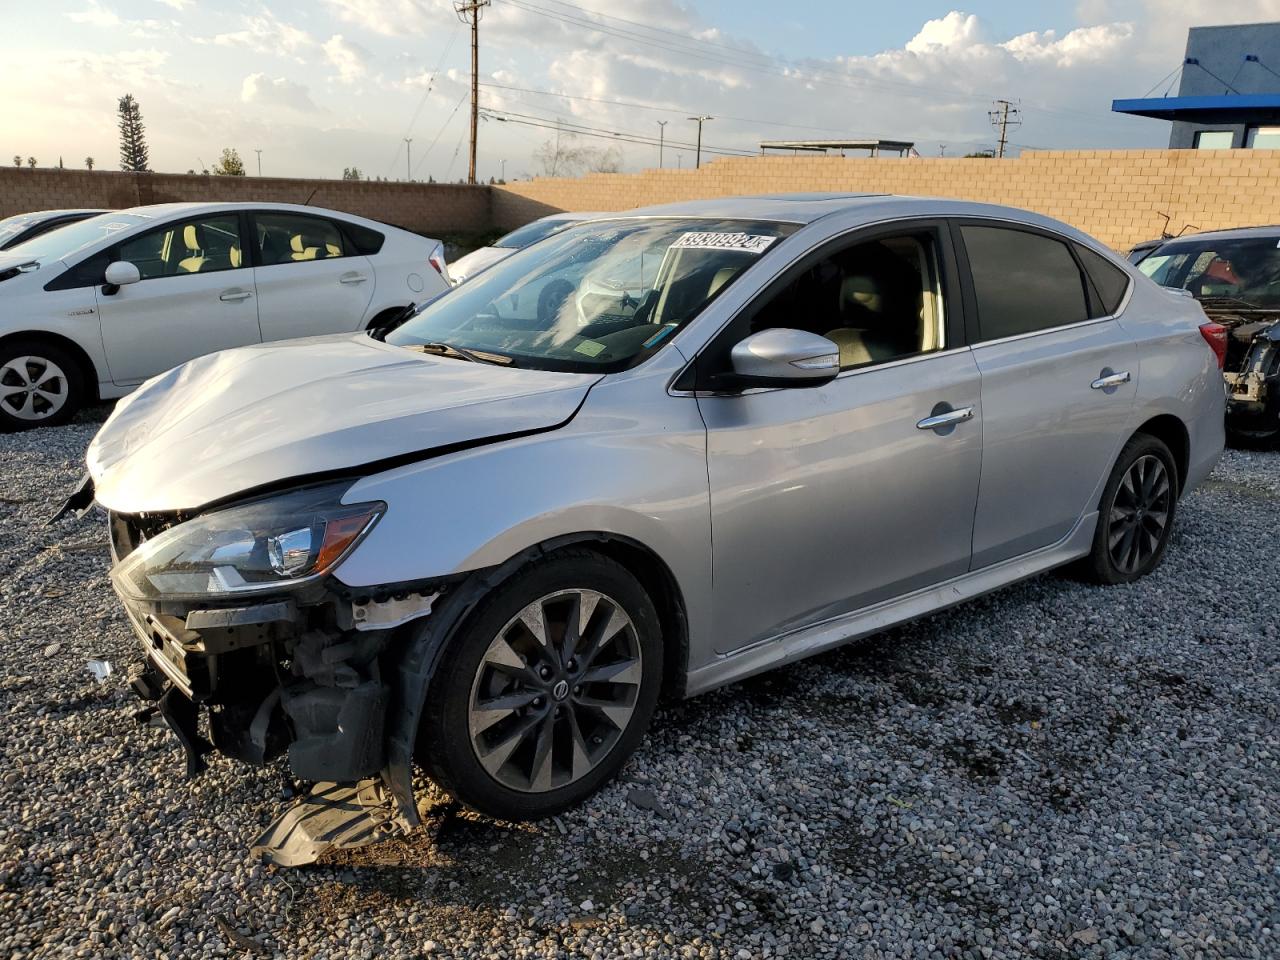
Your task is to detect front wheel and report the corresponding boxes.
[1074,433,1178,585]
[418,551,664,820]
[0,339,85,431]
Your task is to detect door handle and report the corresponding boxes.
[339,274,368,285]
[1091,370,1131,390]
[219,290,253,302]
[916,406,974,431]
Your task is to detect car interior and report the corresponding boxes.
[118,217,243,279]
[256,215,345,265]
[749,235,942,369]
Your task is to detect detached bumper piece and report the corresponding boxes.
[251,779,406,867]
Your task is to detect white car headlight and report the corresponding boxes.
[111,484,384,602]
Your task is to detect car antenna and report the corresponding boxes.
[301,187,320,206]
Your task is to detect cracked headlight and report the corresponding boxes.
[111,484,384,601]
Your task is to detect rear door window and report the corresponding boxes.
[254,213,347,265]
[961,225,1090,340]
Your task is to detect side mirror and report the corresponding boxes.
[727,328,840,389]
[104,261,141,286]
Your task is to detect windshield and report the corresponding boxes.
[0,214,40,243]
[1137,235,1280,307]
[493,217,580,249]
[387,217,797,372]
[5,212,148,261]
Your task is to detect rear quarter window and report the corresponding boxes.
[1074,244,1132,316]
[342,222,385,256]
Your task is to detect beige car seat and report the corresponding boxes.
[177,225,207,273]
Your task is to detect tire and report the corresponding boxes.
[418,550,664,820]
[0,339,85,431]
[1074,433,1179,585]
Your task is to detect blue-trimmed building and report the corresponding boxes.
[1113,22,1280,149]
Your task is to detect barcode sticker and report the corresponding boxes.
[671,232,778,254]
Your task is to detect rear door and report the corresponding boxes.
[954,221,1138,568]
[95,212,261,384]
[249,211,376,341]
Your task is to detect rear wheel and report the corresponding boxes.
[418,551,663,820]
[0,339,85,431]
[1075,433,1178,585]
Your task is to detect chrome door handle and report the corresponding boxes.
[1091,370,1131,390]
[339,274,368,285]
[916,406,974,431]
[219,290,253,302]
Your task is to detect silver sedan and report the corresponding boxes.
[81,194,1224,860]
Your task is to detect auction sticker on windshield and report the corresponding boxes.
[671,232,778,254]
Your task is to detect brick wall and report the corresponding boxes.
[6,151,1280,254]
[0,168,491,239]
[493,149,1280,251]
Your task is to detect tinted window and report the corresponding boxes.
[747,232,945,370]
[117,216,244,279]
[255,213,346,265]
[962,226,1088,340]
[1075,244,1131,316]
[342,221,384,255]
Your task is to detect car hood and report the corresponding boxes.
[88,333,601,513]
[448,246,513,283]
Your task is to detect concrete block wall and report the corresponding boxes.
[493,150,1280,251]
[0,168,491,238]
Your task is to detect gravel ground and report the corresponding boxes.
[0,409,1277,959]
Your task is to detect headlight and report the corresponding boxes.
[111,484,384,601]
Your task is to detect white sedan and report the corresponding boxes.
[0,201,451,429]
[448,212,606,284]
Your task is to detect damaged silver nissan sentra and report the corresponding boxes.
[62,195,1225,864]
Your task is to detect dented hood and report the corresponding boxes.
[88,333,600,513]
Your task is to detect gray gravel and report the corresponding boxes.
[0,410,1277,959]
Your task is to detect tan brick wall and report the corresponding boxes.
[493,150,1280,251]
[0,168,492,239]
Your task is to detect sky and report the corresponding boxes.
[5,0,1280,182]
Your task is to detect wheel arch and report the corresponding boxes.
[1133,413,1190,495]
[0,329,102,401]
[379,531,690,828]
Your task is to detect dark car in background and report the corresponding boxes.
[0,209,106,251]
[1133,226,1280,445]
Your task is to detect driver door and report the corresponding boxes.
[95,213,261,384]
[695,222,983,654]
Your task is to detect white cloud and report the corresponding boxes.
[905,12,986,54]
[1003,23,1134,67]
[155,0,192,8]
[66,1,120,28]
[241,73,320,113]
[324,34,372,83]
[214,13,317,60]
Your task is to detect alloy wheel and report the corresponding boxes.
[0,355,69,422]
[467,588,643,793]
[1107,454,1172,575]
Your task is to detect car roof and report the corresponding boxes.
[594,193,1091,236]
[1152,224,1280,245]
[109,201,389,223]
[5,208,105,220]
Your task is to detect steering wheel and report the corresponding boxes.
[538,280,576,324]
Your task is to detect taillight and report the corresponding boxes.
[1198,322,1228,370]
[427,242,447,277]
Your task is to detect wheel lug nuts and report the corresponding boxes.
[539,666,552,679]
[567,659,577,671]
[573,685,581,695]
[533,697,544,707]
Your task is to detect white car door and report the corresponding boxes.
[249,212,376,341]
[95,213,261,385]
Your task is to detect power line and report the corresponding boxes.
[386,25,462,179]
[480,106,756,157]
[412,92,470,179]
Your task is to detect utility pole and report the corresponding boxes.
[500,158,506,182]
[988,99,1021,159]
[657,120,667,168]
[404,138,413,180]
[455,0,490,185]
[254,148,262,176]
[938,143,946,157]
[688,115,712,169]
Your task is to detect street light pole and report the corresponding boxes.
[500,158,507,182]
[688,116,712,169]
[404,138,413,181]
[254,148,262,176]
[657,120,667,168]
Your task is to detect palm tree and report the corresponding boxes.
[26,157,37,170]
[85,157,95,171]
